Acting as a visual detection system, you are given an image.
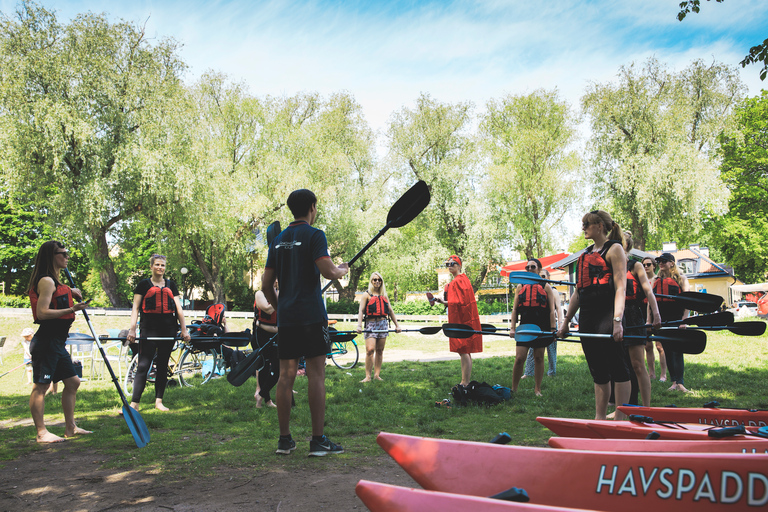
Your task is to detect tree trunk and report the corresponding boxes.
[90,225,126,307]
[190,239,226,303]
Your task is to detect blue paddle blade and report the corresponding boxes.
[515,324,555,348]
[123,405,150,448]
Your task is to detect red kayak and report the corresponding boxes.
[617,406,768,427]
[356,480,590,512]
[549,437,768,453]
[537,416,768,441]
[377,432,768,511]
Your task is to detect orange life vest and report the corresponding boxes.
[577,241,618,294]
[518,284,548,309]
[141,279,176,315]
[365,295,390,318]
[29,278,74,324]
[653,277,681,302]
[254,298,277,327]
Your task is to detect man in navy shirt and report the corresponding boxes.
[262,189,349,456]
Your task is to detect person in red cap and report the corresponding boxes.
[434,255,482,386]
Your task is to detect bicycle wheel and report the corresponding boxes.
[178,348,219,387]
[123,354,157,394]
[330,340,359,369]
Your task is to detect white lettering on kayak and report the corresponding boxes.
[722,471,743,504]
[596,465,618,494]
[749,473,768,506]
[618,468,637,496]
[699,418,768,427]
[595,466,767,504]
[693,472,716,503]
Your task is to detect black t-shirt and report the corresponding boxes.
[134,278,180,332]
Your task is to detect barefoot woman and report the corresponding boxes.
[559,211,631,420]
[434,255,482,386]
[127,254,190,411]
[357,272,401,382]
[510,258,557,396]
[27,241,91,443]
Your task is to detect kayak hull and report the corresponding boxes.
[356,480,592,512]
[377,432,768,512]
[537,416,768,441]
[617,406,768,427]
[549,437,768,453]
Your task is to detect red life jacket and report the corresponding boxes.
[626,271,640,302]
[141,279,176,315]
[518,284,548,308]
[29,278,74,324]
[254,298,277,327]
[365,295,390,318]
[577,241,618,293]
[653,277,681,302]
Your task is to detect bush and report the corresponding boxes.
[326,299,358,315]
[477,299,509,315]
[391,300,442,315]
[0,294,31,308]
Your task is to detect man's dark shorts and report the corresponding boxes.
[278,322,330,360]
[30,334,78,384]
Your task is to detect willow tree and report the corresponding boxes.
[386,93,501,291]
[0,4,191,305]
[481,89,582,260]
[581,58,744,249]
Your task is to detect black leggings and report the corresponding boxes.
[252,329,279,402]
[132,329,176,403]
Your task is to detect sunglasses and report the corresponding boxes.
[372,278,382,282]
[643,263,653,268]
[55,251,70,258]
[525,265,537,270]
[445,262,457,267]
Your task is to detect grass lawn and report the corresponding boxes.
[0,311,765,479]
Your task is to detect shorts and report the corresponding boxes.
[30,334,78,384]
[623,303,647,347]
[278,322,330,360]
[579,306,630,385]
[364,317,389,339]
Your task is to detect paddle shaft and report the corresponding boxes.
[0,361,28,379]
[507,271,575,287]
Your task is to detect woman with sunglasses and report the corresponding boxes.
[510,259,558,396]
[127,254,190,411]
[621,233,661,406]
[357,272,401,382]
[558,211,631,420]
[27,241,91,443]
[434,255,482,386]
[651,253,691,392]
[522,268,560,379]
[642,257,667,381]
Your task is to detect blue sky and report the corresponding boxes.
[3,0,766,134]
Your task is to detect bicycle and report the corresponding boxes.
[124,338,239,391]
[327,332,359,369]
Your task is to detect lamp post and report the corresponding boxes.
[180,267,188,309]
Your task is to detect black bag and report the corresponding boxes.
[466,381,504,406]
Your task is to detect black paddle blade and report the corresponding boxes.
[653,328,707,355]
[227,350,262,387]
[694,321,767,336]
[656,291,723,313]
[266,221,282,246]
[386,180,430,228]
[442,323,478,339]
[329,331,358,342]
[682,311,734,327]
[418,326,443,335]
[123,404,150,448]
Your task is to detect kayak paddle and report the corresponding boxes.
[332,326,444,336]
[654,291,723,313]
[321,180,430,293]
[681,321,766,336]
[227,333,277,387]
[627,311,735,330]
[507,271,575,287]
[65,269,150,448]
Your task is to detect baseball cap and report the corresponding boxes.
[656,252,675,263]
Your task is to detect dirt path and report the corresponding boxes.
[0,441,415,511]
